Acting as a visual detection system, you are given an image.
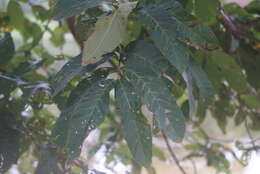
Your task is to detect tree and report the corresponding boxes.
[0,0,260,173]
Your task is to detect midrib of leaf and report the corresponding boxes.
[140,9,190,72]
[117,81,151,166]
[89,10,125,59]
[132,53,162,75]
[142,10,173,42]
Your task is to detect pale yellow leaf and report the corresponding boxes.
[82,2,137,66]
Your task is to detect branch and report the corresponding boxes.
[245,118,258,152]
[219,8,260,43]
[162,132,187,174]
[67,17,84,50]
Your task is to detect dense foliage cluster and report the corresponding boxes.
[0,0,260,173]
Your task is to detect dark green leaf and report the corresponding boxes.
[51,53,113,96]
[125,41,185,142]
[192,25,219,45]
[52,77,114,160]
[52,0,104,20]
[0,33,15,65]
[35,147,62,174]
[187,61,215,102]
[0,112,20,173]
[51,55,83,96]
[116,80,152,167]
[137,7,191,71]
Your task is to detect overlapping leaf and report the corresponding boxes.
[187,61,215,102]
[115,80,152,167]
[82,2,137,65]
[51,55,84,96]
[52,0,104,20]
[137,7,192,71]
[51,53,113,96]
[52,76,114,159]
[124,41,185,142]
[137,3,219,72]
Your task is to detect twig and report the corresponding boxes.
[190,159,197,174]
[246,18,260,27]
[162,132,187,174]
[228,149,246,167]
[109,59,125,79]
[245,118,258,152]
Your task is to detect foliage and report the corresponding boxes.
[0,0,260,173]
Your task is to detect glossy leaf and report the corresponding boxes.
[116,80,152,167]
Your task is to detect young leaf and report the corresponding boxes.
[116,80,152,167]
[52,0,103,20]
[52,78,114,160]
[82,2,137,65]
[125,41,186,142]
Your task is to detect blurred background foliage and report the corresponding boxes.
[0,0,260,174]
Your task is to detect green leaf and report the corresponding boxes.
[210,51,248,92]
[115,80,152,167]
[0,33,15,65]
[52,0,103,20]
[187,61,214,102]
[192,25,219,45]
[50,26,67,47]
[52,77,114,160]
[194,0,219,24]
[51,55,84,96]
[82,2,137,65]
[51,53,113,96]
[241,93,260,109]
[125,41,186,142]
[0,112,20,173]
[137,7,191,72]
[35,147,62,174]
